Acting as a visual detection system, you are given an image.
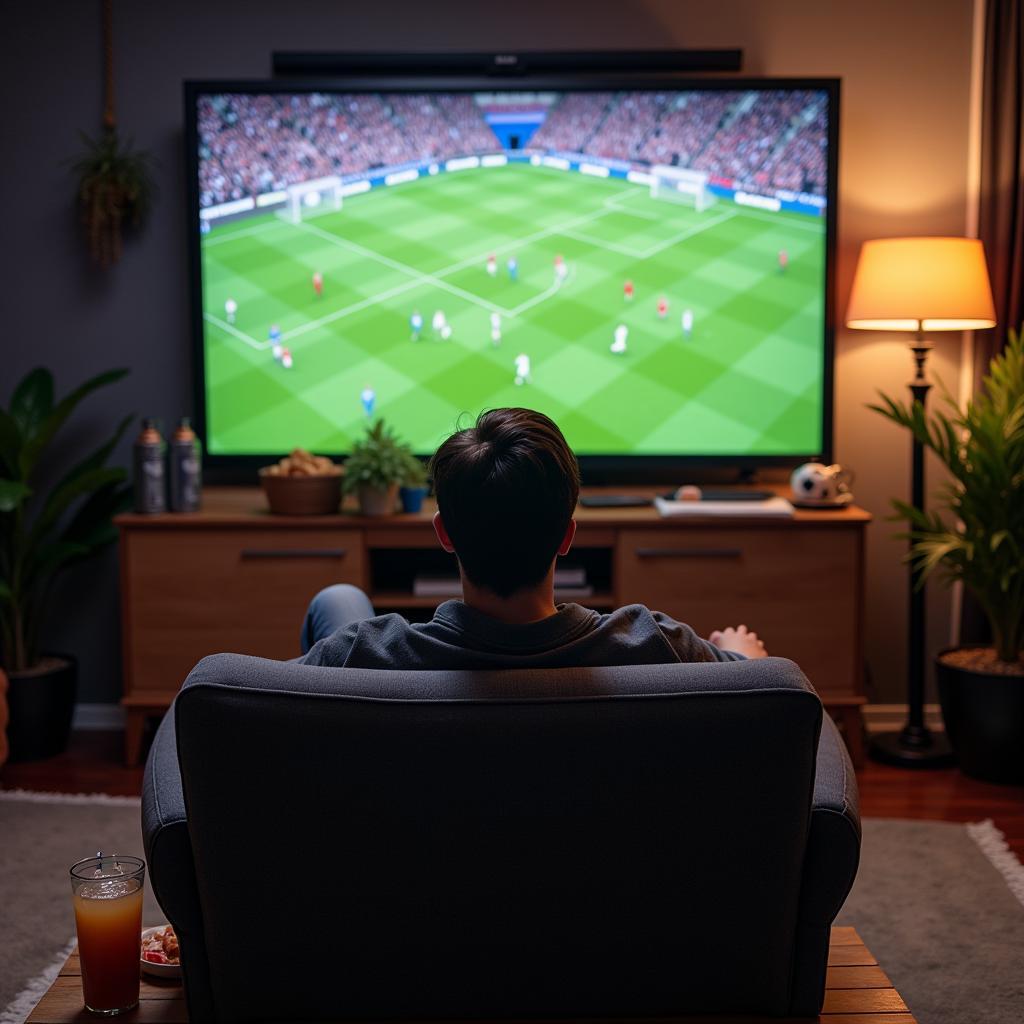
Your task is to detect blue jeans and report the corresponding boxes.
[300,584,376,654]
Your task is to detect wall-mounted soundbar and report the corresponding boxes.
[271,49,743,77]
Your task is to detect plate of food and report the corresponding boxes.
[141,924,181,978]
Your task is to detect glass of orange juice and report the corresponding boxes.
[70,854,146,1015]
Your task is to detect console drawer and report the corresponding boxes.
[616,527,861,694]
[122,529,365,694]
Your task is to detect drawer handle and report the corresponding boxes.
[635,547,742,559]
[240,548,347,560]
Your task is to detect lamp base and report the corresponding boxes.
[870,726,955,769]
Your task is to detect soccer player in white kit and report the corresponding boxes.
[611,323,628,354]
[225,298,237,324]
[486,253,497,277]
[554,254,568,285]
[514,353,531,385]
[490,312,501,346]
[681,308,694,339]
[432,310,447,337]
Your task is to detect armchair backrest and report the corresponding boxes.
[175,655,822,1021]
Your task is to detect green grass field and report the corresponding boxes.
[201,163,825,456]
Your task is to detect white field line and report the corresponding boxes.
[429,201,631,280]
[290,218,507,316]
[506,264,574,316]
[559,230,647,258]
[203,312,268,350]
[603,190,825,234]
[562,209,736,260]
[282,276,431,341]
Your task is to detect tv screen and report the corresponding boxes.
[186,78,836,465]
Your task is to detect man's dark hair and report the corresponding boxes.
[429,408,580,598]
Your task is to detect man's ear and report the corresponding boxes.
[557,518,577,557]
[433,511,456,553]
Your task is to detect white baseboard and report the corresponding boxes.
[863,703,944,734]
[71,703,125,730]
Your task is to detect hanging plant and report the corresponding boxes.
[72,128,155,267]
[70,0,156,267]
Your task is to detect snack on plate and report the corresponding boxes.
[262,448,342,477]
[142,925,180,965]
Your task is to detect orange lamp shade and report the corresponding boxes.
[845,237,996,331]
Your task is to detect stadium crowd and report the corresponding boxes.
[198,92,502,207]
[534,90,828,197]
[198,89,828,208]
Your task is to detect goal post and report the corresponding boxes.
[285,176,343,223]
[650,165,714,212]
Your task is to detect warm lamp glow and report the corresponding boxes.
[845,237,996,332]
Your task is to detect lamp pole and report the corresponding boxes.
[871,329,955,766]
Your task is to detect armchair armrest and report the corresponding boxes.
[142,708,216,1020]
[789,713,862,1015]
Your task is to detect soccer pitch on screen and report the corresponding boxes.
[200,163,826,457]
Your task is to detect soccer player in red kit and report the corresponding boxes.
[624,279,634,302]
[778,250,788,273]
[313,271,323,297]
[657,296,668,319]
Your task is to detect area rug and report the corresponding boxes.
[836,818,1024,1024]
[2,793,1023,1024]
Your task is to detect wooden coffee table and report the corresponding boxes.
[25,926,913,1023]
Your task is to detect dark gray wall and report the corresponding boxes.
[6,1,974,704]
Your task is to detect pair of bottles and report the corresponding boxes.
[133,419,202,513]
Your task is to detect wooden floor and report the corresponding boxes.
[3,729,1024,863]
[27,928,912,1023]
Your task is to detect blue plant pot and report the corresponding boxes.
[400,486,428,513]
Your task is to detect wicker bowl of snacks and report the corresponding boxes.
[259,449,344,515]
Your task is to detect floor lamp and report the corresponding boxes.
[846,237,996,767]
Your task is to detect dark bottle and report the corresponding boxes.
[133,419,166,513]
[169,417,202,513]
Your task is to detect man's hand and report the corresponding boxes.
[709,624,768,659]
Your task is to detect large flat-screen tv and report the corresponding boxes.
[185,75,838,473]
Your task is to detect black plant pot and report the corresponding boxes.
[5,655,78,763]
[936,647,1024,785]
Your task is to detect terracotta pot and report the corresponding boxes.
[357,483,399,517]
[936,645,1024,784]
[6,654,78,763]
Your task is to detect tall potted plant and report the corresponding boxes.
[0,368,132,761]
[871,328,1024,783]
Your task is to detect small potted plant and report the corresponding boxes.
[871,327,1023,783]
[399,452,429,514]
[1,368,132,761]
[343,419,414,517]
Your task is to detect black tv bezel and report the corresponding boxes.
[184,74,839,482]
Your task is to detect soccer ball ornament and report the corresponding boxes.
[790,462,854,508]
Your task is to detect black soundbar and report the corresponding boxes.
[271,50,743,77]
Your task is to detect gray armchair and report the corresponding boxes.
[143,655,859,1022]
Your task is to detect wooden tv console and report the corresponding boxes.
[115,487,870,766]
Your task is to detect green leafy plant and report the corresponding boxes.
[0,368,132,672]
[870,327,1024,663]
[342,419,417,493]
[71,128,156,268]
